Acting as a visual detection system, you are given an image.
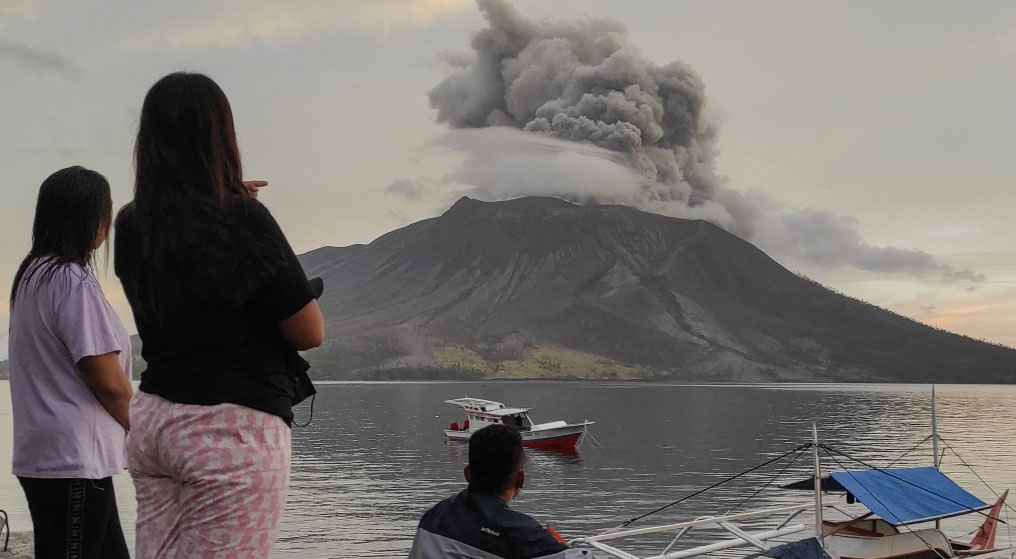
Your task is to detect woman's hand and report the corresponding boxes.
[243,180,268,198]
[78,352,133,431]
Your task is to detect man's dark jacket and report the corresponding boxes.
[409,490,590,559]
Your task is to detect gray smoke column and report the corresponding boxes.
[428,0,747,229]
[422,0,980,282]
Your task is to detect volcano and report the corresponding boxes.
[298,197,1016,382]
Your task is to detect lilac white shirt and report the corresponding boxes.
[8,260,131,479]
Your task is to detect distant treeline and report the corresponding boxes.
[307,362,485,381]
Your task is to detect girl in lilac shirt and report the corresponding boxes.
[8,166,134,559]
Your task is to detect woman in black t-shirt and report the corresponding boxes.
[115,72,324,559]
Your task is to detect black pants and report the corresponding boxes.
[18,476,130,559]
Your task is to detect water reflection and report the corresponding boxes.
[277,383,1016,558]
[0,382,1012,558]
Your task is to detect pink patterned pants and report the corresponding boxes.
[127,392,291,559]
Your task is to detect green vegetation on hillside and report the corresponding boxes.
[435,345,643,380]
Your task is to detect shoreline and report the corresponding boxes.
[0,532,32,559]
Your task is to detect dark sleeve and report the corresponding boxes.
[508,515,570,559]
[522,527,570,559]
[244,200,316,322]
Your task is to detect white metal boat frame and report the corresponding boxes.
[567,390,1013,559]
[570,503,816,559]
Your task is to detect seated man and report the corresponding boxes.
[409,424,589,559]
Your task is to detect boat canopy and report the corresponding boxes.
[444,398,530,415]
[829,467,989,525]
[480,407,530,417]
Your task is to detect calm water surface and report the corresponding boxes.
[1,382,1014,558]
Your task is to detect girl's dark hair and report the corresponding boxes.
[134,72,246,208]
[119,72,282,313]
[11,166,112,303]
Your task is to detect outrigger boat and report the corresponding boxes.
[443,397,594,450]
[567,390,1012,559]
[784,464,1010,559]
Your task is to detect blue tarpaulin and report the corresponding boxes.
[830,467,988,525]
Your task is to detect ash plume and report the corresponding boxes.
[428,0,736,228]
[420,0,980,282]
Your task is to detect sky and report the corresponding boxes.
[2,0,1015,359]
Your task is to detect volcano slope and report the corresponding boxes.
[299,197,1016,382]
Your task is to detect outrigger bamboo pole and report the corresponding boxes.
[932,385,940,469]
[932,385,941,530]
[813,423,824,546]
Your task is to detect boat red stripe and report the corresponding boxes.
[524,433,582,449]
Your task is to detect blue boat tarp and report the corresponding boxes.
[830,467,988,525]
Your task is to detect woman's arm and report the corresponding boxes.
[240,197,326,350]
[78,353,133,430]
[280,299,325,351]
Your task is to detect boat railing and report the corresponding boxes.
[570,502,827,559]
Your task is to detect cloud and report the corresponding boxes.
[385,178,431,201]
[750,197,985,282]
[892,278,1016,348]
[423,130,983,283]
[0,39,75,74]
[126,0,473,50]
[0,1,51,28]
[435,127,643,203]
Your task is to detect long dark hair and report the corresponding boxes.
[118,72,281,312]
[11,166,112,303]
[134,72,246,208]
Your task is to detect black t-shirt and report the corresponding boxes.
[115,196,315,425]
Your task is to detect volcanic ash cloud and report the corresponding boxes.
[420,0,980,282]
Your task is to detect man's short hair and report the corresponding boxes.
[468,424,524,495]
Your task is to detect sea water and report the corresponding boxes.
[1,382,1013,558]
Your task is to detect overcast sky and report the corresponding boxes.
[2,0,1015,359]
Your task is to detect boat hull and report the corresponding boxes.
[826,529,954,559]
[445,424,588,450]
